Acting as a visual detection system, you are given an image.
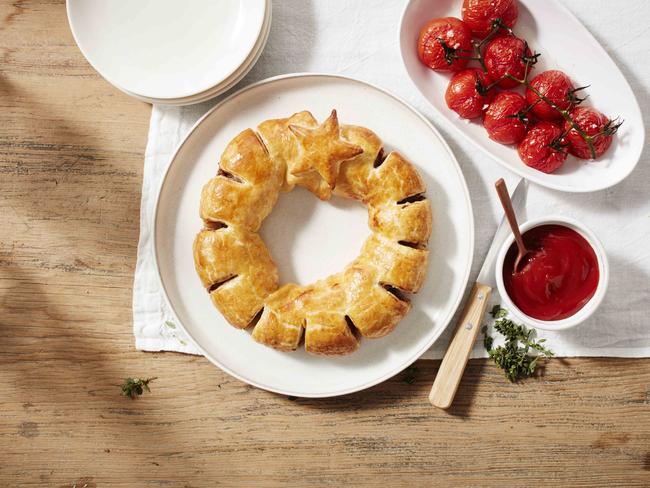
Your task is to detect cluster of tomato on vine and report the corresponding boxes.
[417,0,621,174]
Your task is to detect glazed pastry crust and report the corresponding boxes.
[305,311,359,356]
[250,284,306,351]
[257,111,317,193]
[334,125,384,201]
[193,228,278,328]
[200,129,283,231]
[357,233,428,294]
[194,110,433,355]
[342,265,411,339]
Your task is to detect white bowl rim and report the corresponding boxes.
[397,0,646,194]
[119,1,273,106]
[66,0,269,100]
[494,215,609,331]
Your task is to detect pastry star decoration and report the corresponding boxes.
[288,110,363,189]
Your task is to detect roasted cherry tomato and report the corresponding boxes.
[525,70,575,121]
[501,0,519,31]
[484,35,534,88]
[483,91,529,145]
[445,69,494,119]
[518,121,567,173]
[564,106,617,159]
[461,0,518,38]
[417,17,473,72]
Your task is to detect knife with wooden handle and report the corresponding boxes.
[429,177,527,409]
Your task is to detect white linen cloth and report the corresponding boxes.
[134,0,650,358]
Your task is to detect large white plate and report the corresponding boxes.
[400,0,645,193]
[120,2,272,106]
[153,74,474,397]
[67,0,267,100]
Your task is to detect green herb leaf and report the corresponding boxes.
[121,377,157,399]
[403,366,419,385]
[482,311,553,382]
[482,325,494,351]
[490,304,508,319]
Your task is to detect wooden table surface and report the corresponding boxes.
[1,2,649,487]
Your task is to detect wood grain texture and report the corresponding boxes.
[0,1,649,487]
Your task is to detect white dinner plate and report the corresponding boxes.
[121,3,272,106]
[67,0,267,100]
[153,74,474,397]
[400,0,645,193]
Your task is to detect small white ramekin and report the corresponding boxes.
[494,215,609,331]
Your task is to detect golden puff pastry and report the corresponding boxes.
[200,129,283,232]
[193,227,278,328]
[193,110,432,356]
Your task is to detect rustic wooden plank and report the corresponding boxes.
[0,1,649,487]
[1,357,649,487]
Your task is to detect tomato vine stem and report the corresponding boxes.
[504,74,596,158]
[474,21,621,160]
[435,18,622,159]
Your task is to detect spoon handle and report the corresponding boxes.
[495,178,527,256]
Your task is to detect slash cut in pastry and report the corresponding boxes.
[193,110,432,356]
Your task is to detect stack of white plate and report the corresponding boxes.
[67,0,271,106]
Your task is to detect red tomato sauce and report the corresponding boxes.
[503,225,599,321]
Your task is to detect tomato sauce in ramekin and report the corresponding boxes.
[502,224,599,321]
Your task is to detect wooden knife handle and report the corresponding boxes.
[429,282,492,409]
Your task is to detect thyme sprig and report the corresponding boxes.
[403,366,419,384]
[482,307,553,382]
[490,304,508,319]
[121,377,157,399]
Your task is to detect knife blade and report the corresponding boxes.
[429,176,527,409]
[476,177,527,286]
